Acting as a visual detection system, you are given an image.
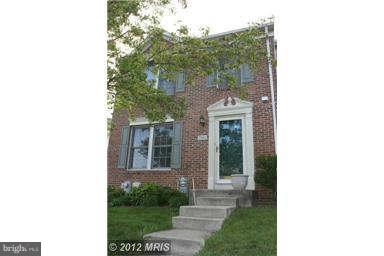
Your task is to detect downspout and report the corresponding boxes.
[265,25,277,152]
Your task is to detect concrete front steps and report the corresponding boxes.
[180,205,235,218]
[144,229,211,256]
[190,189,254,207]
[144,191,245,256]
[196,196,238,207]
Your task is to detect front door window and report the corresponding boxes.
[219,119,243,179]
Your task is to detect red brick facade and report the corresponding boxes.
[108,31,276,202]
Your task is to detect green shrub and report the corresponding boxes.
[108,183,189,208]
[255,155,277,201]
[108,185,125,203]
[108,193,131,207]
[168,193,188,208]
[129,183,162,207]
[142,194,160,206]
[158,186,173,205]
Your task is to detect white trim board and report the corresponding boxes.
[129,116,174,126]
[207,97,255,190]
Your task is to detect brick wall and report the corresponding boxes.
[108,37,277,202]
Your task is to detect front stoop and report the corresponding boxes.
[144,191,241,256]
[190,189,255,207]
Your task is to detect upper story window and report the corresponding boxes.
[206,63,254,88]
[158,70,176,95]
[145,67,185,95]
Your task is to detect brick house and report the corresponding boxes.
[108,23,276,201]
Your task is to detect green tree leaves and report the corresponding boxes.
[108,0,271,122]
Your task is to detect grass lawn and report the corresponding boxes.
[108,207,178,240]
[197,206,276,256]
[108,206,276,256]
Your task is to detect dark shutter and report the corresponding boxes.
[175,71,185,92]
[117,126,130,168]
[207,71,217,87]
[241,63,254,83]
[171,122,183,169]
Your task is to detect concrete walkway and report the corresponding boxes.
[144,190,247,256]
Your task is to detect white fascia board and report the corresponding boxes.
[206,22,274,39]
[130,116,174,126]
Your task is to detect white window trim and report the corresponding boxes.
[128,117,174,171]
[154,70,159,89]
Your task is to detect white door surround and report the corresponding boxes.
[207,97,255,190]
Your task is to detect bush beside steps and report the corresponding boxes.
[108,183,188,208]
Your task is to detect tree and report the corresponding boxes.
[108,0,271,122]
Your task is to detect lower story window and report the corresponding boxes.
[152,123,173,168]
[128,122,173,169]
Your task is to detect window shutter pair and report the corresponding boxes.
[117,122,183,169]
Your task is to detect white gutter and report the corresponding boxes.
[265,26,277,152]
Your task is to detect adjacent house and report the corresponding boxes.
[108,23,276,201]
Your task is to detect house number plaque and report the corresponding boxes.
[197,134,208,141]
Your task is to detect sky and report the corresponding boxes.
[160,0,276,37]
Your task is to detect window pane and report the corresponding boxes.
[128,126,149,169]
[219,119,243,179]
[131,127,149,147]
[152,158,160,168]
[145,67,156,84]
[152,123,173,168]
[153,124,173,145]
[158,78,175,95]
[129,148,148,169]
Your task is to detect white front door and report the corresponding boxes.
[207,97,255,190]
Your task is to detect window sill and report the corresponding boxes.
[127,168,172,172]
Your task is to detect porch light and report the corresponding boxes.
[199,115,206,127]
